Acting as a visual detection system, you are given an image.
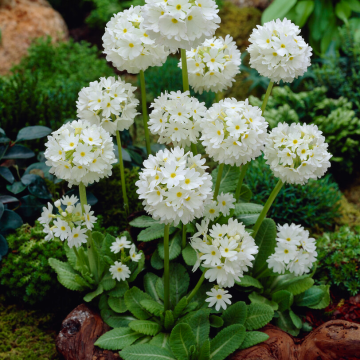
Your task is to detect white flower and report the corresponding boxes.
[205,287,232,311]
[247,18,312,83]
[110,261,131,281]
[83,205,97,230]
[110,236,132,254]
[68,227,88,248]
[53,219,71,241]
[141,0,220,51]
[61,195,78,207]
[102,6,169,74]
[267,223,317,276]
[148,91,206,147]
[130,244,142,262]
[38,203,54,225]
[136,147,213,225]
[191,218,258,287]
[263,123,331,185]
[44,120,116,187]
[76,77,139,136]
[216,192,235,216]
[200,98,268,166]
[179,35,241,94]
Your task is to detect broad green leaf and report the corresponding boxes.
[170,323,196,360]
[307,285,330,310]
[120,344,176,360]
[209,324,246,360]
[295,0,315,27]
[209,315,223,328]
[140,299,164,317]
[3,145,35,159]
[149,333,171,351]
[101,233,117,259]
[94,327,143,350]
[335,1,351,24]
[99,294,110,311]
[274,310,300,336]
[252,219,277,278]
[0,234,8,258]
[84,284,104,302]
[100,273,116,291]
[101,309,136,328]
[133,336,152,346]
[199,339,210,360]
[16,126,52,142]
[272,290,293,312]
[158,233,181,261]
[238,184,252,203]
[295,286,325,307]
[108,281,129,297]
[130,215,159,228]
[347,0,360,12]
[169,263,190,308]
[173,297,188,320]
[211,164,240,194]
[236,275,263,290]
[245,303,274,331]
[289,310,302,329]
[182,244,197,266]
[164,310,175,330]
[234,203,263,215]
[272,274,314,295]
[144,273,162,304]
[239,331,269,350]
[18,195,47,218]
[108,296,128,313]
[124,287,153,320]
[156,278,164,301]
[249,292,278,311]
[91,231,105,249]
[262,0,297,23]
[151,249,164,270]
[187,309,210,347]
[138,224,176,242]
[0,166,14,184]
[128,251,145,282]
[0,209,23,232]
[222,301,247,327]
[129,320,162,336]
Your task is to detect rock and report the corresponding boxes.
[0,0,68,75]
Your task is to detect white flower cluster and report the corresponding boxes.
[141,0,220,51]
[247,18,312,83]
[102,6,169,74]
[191,218,258,287]
[109,236,142,281]
[38,195,96,248]
[180,35,241,94]
[263,123,331,185]
[148,90,206,147]
[136,147,213,225]
[203,192,236,221]
[267,223,317,276]
[45,120,116,187]
[76,77,139,136]
[200,98,268,166]
[205,287,232,311]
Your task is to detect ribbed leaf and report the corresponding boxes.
[100,273,116,291]
[245,303,274,331]
[169,263,190,308]
[307,285,330,309]
[124,287,153,320]
[108,296,127,313]
[283,277,314,296]
[173,297,188,320]
[295,286,325,307]
[84,284,104,302]
[199,339,210,360]
[144,273,163,304]
[238,331,269,350]
[164,310,175,331]
[272,290,293,312]
[222,301,247,327]
[129,320,162,336]
[249,292,278,311]
[274,310,300,336]
[210,315,224,328]
[120,344,176,360]
[236,275,263,290]
[272,274,314,295]
[289,310,302,329]
[211,164,240,194]
[149,333,171,351]
[138,224,176,242]
[182,244,197,266]
[187,309,210,348]
[170,323,196,360]
[94,327,143,350]
[101,309,136,328]
[234,203,263,215]
[156,278,164,301]
[151,249,164,270]
[130,215,159,228]
[108,281,129,297]
[101,233,117,259]
[140,299,164,317]
[158,233,181,261]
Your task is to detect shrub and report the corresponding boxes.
[316,226,360,296]
[245,156,342,231]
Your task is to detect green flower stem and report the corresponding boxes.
[182,224,187,249]
[261,81,274,115]
[214,163,224,199]
[251,179,284,238]
[215,92,221,103]
[235,162,249,202]
[139,70,151,156]
[187,271,206,303]
[116,130,129,216]
[79,182,98,282]
[163,224,170,311]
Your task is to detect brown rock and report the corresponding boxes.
[0,0,68,75]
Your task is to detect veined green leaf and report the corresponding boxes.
[149,333,171,351]
[130,215,159,228]
[158,233,181,261]
[182,244,197,266]
[108,296,127,313]
[236,275,263,290]
[83,284,103,302]
[187,309,210,348]
[170,323,196,360]
[274,310,300,336]
[138,224,177,242]
[295,286,325,307]
[272,290,293,312]
[164,310,175,331]
[262,0,297,24]
[129,320,162,336]
[144,273,163,304]
[307,285,330,309]
[94,327,143,350]
[101,309,136,328]
[222,301,247,327]
[100,272,116,291]
[108,281,129,297]
[211,164,240,194]
[140,299,164,317]
[124,287,153,320]
[173,297,188,320]
[120,344,176,360]
[249,292,278,311]
[238,331,269,350]
[151,249,164,270]
[245,303,274,331]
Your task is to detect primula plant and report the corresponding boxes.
[37,4,334,359]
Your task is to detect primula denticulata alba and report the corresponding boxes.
[76,77,139,136]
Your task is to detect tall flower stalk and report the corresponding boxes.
[116,131,129,215]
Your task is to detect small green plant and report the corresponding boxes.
[316,226,360,296]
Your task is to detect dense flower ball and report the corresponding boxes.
[141,0,221,51]
[247,18,312,83]
[267,223,317,276]
[148,90,207,147]
[136,147,213,225]
[38,195,96,248]
[191,218,258,287]
[200,98,268,166]
[179,35,241,94]
[45,120,116,187]
[76,77,139,136]
[102,6,169,74]
[263,122,331,185]
[203,192,236,221]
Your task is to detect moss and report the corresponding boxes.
[335,196,360,228]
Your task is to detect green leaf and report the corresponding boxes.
[245,303,274,331]
[16,126,52,142]
[209,315,224,328]
[272,291,293,312]
[149,333,171,351]
[249,292,278,311]
[173,297,187,320]
[209,324,246,360]
[144,273,163,304]
[101,309,136,328]
[138,224,176,242]
[235,275,263,290]
[294,0,315,27]
[238,184,252,203]
[156,278,164,301]
[0,234,8,258]
[239,331,269,350]
[129,320,162,336]
[199,339,210,360]
[92,231,105,249]
[234,203,263,226]
[0,128,10,143]
[130,215,159,228]
[164,310,175,331]
[295,286,325,307]
[0,166,14,184]
[120,344,176,360]
[289,310,302,329]
[102,233,117,259]
[307,285,330,310]
[128,251,145,282]
[222,301,247,327]
[252,219,277,278]
[3,145,35,159]
[140,299,164,317]
[109,296,128,313]
[187,309,210,347]
[108,281,129,297]
[100,273,116,291]
[170,323,196,360]
[124,287,152,320]
[169,263,190,308]
[6,181,26,194]
[0,209,22,232]
[84,284,104,302]
[158,233,181,261]
[151,249,164,270]
[211,164,240,194]
[262,0,297,23]
[182,244,197,266]
[48,258,89,291]
[94,327,143,350]
[347,0,360,12]
[272,275,314,295]
[274,310,300,336]
[99,294,110,311]
[335,1,351,24]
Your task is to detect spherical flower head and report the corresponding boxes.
[141,0,221,52]
[102,6,170,74]
[44,120,116,187]
[179,35,241,94]
[205,286,232,311]
[191,218,258,288]
[263,122,331,185]
[110,261,131,281]
[267,223,317,276]
[76,77,139,136]
[135,147,213,226]
[148,90,206,147]
[247,18,312,83]
[200,98,268,166]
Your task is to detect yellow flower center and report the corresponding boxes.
[61,226,66,231]
[185,179,190,184]
[209,209,215,214]
[216,294,222,299]
[129,43,134,48]
[284,249,289,254]
[171,173,176,178]
[273,52,277,56]
[176,4,181,9]
[281,44,285,48]
[172,18,178,24]
[80,152,85,157]
[266,39,270,43]
[177,192,182,198]
[188,15,193,20]
[217,130,221,135]
[235,125,240,130]
[73,233,79,238]
[211,251,216,255]
[222,201,226,206]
